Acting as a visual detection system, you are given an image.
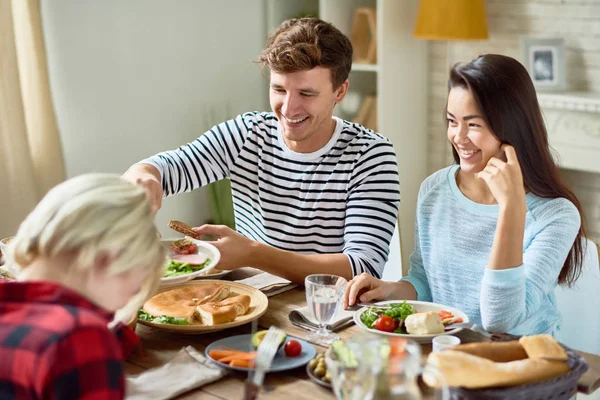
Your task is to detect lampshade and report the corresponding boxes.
[413,0,489,40]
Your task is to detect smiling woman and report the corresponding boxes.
[344,54,586,338]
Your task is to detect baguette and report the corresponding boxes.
[168,220,201,239]
[520,334,568,361]
[425,350,570,389]
[452,341,528,363]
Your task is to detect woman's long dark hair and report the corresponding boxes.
[447,54,586,287]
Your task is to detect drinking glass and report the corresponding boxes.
[304,274,347,345]
[326,333,449,400]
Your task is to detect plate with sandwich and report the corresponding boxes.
[353,300,469,343]
[137,280,268,334]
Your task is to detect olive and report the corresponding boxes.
[317,360,326,370]
[314,366,326,377]
[308,359,318,369]
[322,375,330,383]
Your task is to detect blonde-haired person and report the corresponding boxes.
[123,17,400,284]
[0,173,164,400]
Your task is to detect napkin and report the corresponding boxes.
[235,272,297,297]
[289,306,355,332]
[126,346,227,400]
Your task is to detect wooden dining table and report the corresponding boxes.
[125,270,600,399]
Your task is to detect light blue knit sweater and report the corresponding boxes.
[401,165,581,336]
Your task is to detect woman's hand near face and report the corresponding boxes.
[480,145,527,271]
[476,145,526,206]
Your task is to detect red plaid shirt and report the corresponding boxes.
[0,281,139,400]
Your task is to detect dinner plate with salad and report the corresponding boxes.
[160,238,223,286]
[353,300,469,343]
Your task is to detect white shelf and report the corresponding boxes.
[537,92,600,114]
[352,63,380,72]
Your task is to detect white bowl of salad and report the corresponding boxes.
[159,237,221,286]
[353,300,469,344]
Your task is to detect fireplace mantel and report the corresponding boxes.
[539,92,600,174]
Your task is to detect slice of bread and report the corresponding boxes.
[168,220,201,239]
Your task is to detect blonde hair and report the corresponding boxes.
[5,173,165,323]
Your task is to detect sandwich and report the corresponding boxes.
[189,294,251,325]
[142,284,251,326]
[142,284,228,318]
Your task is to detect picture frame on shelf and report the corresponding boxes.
[521,37,566,92]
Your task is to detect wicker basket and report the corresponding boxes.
[448,347,589,400]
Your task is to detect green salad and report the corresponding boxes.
[138,309,189,325]
[360,301,415,334]
[163,258,211,278]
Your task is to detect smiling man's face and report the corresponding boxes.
[270,67,348,153]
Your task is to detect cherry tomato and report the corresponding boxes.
[170,241,197,255]
[374,315,396,332]
[284,340,302,357]
[438,310,454,320]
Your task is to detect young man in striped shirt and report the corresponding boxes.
[123,18,400,284]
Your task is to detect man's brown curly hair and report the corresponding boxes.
[257,18,353,89]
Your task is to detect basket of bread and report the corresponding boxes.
[424,334,589,400]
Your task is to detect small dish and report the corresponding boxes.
[206,334,316,372]
[160,238,222,286]
[306,362,332,389]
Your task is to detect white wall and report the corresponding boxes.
[426,0,600,245]
[41,0,268,236]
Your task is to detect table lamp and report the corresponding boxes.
[413,0,489,41]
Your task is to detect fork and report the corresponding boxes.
[244,326,283,400]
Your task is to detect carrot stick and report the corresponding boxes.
[208,350,242,360]
[217,352,257,363]
[219,346,241,351]
[230,359,252,368]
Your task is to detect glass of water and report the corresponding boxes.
[305,274,347,345]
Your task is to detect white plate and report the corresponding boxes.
[353,300,469,344]
[160,237,223,286]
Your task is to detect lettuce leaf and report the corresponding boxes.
[163,259,211,277]
[137,309,189,325]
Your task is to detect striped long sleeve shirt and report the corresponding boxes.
[140,112,400,278]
